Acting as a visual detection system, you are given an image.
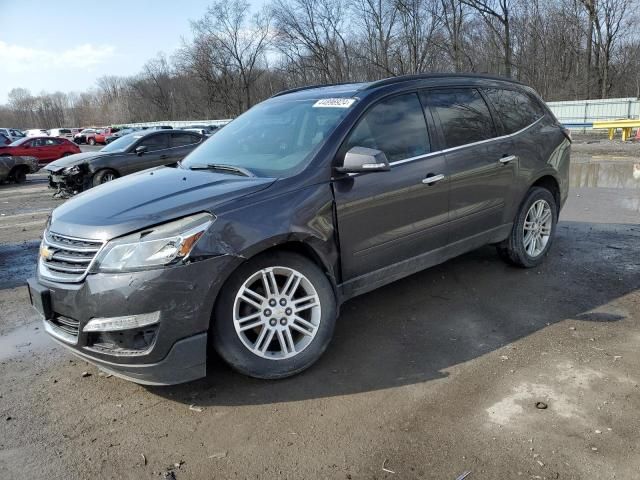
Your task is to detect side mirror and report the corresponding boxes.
[135,145,148,156]
[336,146,390,173]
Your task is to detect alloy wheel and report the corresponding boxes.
[233,266,321,360]
[523,199,552,257]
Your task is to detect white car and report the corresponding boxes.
[25,129,49,137]
[0,128,26,142]
[49,128,74,139]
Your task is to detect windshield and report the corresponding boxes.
[180,98,354,177]
[81,129,94,134]
[9,137,29,146]
[100,133,142,153]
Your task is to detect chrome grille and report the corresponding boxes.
[51,315,80,337]
[44,315,79,344]
[39,231,105,283]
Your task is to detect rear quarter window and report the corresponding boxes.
[483,88,545,134]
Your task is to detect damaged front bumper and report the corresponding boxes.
[27,254,236,385]
[47,168,89,197]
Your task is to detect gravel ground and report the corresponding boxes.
[0,141,639,479]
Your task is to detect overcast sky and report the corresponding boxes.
[0,0,265,104]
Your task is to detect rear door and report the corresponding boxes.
[169,132,202,162]
[49,138,67,159]
[422,88,516,243]
[333,92,449,280]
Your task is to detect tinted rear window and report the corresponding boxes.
[483,88,545,134]
[172,132,200,147]
[425,88,496,149]
[139,133,170,151]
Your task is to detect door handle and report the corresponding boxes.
[422,173,445,185]
[499,155,518,164]
[160,154,169,159]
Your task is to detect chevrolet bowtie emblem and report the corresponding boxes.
[40,245,55,261]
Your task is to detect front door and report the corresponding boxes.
[422,88,516,243]
[333,92,449,280]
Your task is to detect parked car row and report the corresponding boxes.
[45,129,204,196]
[0,127,26,143]
[0,136,81,165]
[0,122,222,185]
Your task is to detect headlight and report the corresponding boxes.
[93,212,214,273]
[63,165,80,175]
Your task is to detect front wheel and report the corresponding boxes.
[212,251,337,379]
[497,187,558,268]
[92,169,118,187]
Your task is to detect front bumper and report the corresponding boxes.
[27,254,237,385]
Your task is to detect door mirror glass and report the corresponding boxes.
[337,146,390,173]
[135,145,148,156]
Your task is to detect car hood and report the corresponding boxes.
[45,152,108,171]
[50,166,277,240]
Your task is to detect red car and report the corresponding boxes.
[0,136,81,165]
[94,127,120,145]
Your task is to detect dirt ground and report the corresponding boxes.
[1,139,639,479]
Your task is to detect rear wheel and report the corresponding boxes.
[88,137,96,146]
[212,251,337,379]
[92,169,118,187]
[497,187,558,268]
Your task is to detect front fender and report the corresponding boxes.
[192,182,340,289]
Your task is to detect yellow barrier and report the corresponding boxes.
[592,119,640,141]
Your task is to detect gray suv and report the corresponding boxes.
[27,74,570,385]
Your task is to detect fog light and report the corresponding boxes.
[83,311,160,332]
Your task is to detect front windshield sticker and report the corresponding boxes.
[313,98,356,108]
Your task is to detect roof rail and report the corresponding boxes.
[361,72,523,90]
[270,81,361,98]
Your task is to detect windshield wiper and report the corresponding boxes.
[188,163,254,177]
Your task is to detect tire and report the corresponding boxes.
[92,169,118,187]
[10,166,27,184]
[88,137,96,146]
[497,187,558,268]
[212,251,337,379]
[62,152,71,157]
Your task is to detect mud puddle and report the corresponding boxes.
[0,321,58,362]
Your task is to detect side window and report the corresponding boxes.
[171,132,200,147]
[483,88,545,134]
[33,139,45,147]
[425,88,496,149]
[139,134,170,152]
[343,93,430,162]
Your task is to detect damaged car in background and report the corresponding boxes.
[0,155,39,183]
[44,129,204,197]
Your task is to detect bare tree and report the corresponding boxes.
[191,0,271,112]
[460,0,515,76]
[1,0,640,129]
[271,0,353,83]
